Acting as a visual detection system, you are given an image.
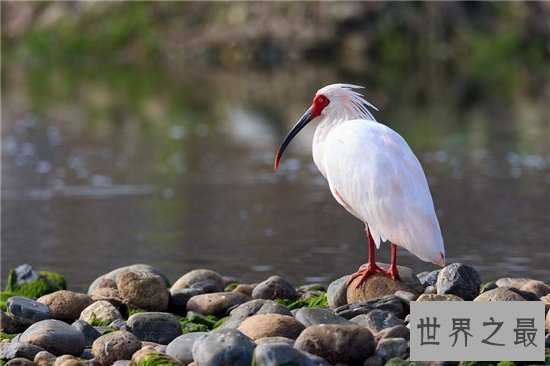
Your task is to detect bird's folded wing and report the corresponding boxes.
[323,120,445,266]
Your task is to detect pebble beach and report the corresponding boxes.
[1,263,549,366]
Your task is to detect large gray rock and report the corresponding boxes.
[37,291,92,323]
[252,276,299,300]
[0,342,44,361]
[220,299,292,329]
[171,269,224,293]
[350,309,404,333]
[327,276,348,309]
[295,307,352,327]
[116,271,169,312]
[192,329,255,366]
[88,264,169,294]
[335,295,405,319]
[19,319,85,356]
[253,342,330,366]
[375,337,408,362]
[294,324,375,364]
[127,312,182,344]
[436,263,481,301]
[186,292,251,316]
[91,331,141,366]
[166,332,207,365]
[6,296,52,325]
[71,320,101,347]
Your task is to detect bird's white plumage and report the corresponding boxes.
[311,84,445,266]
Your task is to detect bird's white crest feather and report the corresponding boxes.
[316,84,378,122]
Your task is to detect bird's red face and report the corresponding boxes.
[274,94,330,170]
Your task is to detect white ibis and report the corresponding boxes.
[274,84,445,288]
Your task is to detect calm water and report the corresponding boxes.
[2,60,549,292]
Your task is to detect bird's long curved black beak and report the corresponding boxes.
[274,107,314,170]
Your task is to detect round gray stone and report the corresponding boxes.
[335,295,405,319]
[0,342,44,361]
[166,332,207,365]
[350,309,404,333]
[71,320,101,347]
[7,296,52,325]
[88,264,169,295]
[127,312,182,344]
[171,269,224,293]
[19,319,85,356]
[252,276,299,300]
[169,288,203,316]
[375,337,408,362]
[295,307,352,327]
[253,342,330,366]
[192,329,255,366]
[436,263,481,301]
[327,275,349,309]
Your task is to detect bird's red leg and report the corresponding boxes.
[386,243,401,281]
[346,228,386,288]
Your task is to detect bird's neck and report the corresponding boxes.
[312,115,343,178]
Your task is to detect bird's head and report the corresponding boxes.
[274,83,378,170]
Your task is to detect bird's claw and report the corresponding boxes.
[346,264,401,288]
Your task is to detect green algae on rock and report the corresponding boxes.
[5,269,67,299]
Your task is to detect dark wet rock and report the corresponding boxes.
[436,263,481,301]
[1,309,27,333]
[327,275,348,309]
[79,300,122,325]
[480,281,498,293]
[350,309,404,333]
[237,314,305,340]
[335,295,405,319]
[255,336,295,346]
[375,337,408,362]
[127,312,182,344]
[169,288,203,316]
[294,324,375,364]
[7,296,52,324]
[473,288,525,302]
[88,264,169,295]
[166,332,207,365]
[418,270,440,288]
[71,320,101,347]
[363,355,384,366]
[91,331,141,366]
[34,350,56,366]
[171,269,224,293]
[0,342,44,361]
[37,291,92,323]
[116,271,169,312]
[375,324,410,342]
[232,284,256,297]
[295,307,352,327]
[253,342,330,366]
[19,319,85,356]
[79,349,93,360]
[502,286,541,301]
[192,329,255,366]
[186,292,251,316]
[417,294,463,301]
[220,299,292,329]
[519,280,550,297]
[494,277,533,289]
[252,276,299,300]
[5,358,34,366]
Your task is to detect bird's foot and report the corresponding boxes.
[346,263,387,288]
[346,263,402,288]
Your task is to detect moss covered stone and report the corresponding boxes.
[133,352,182,366]
[224,282,239,292]
[5,269,66,298]
[0,291,16,311]
[384,358,416,366]
[0,332,17,341]
[275,294,329,310]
